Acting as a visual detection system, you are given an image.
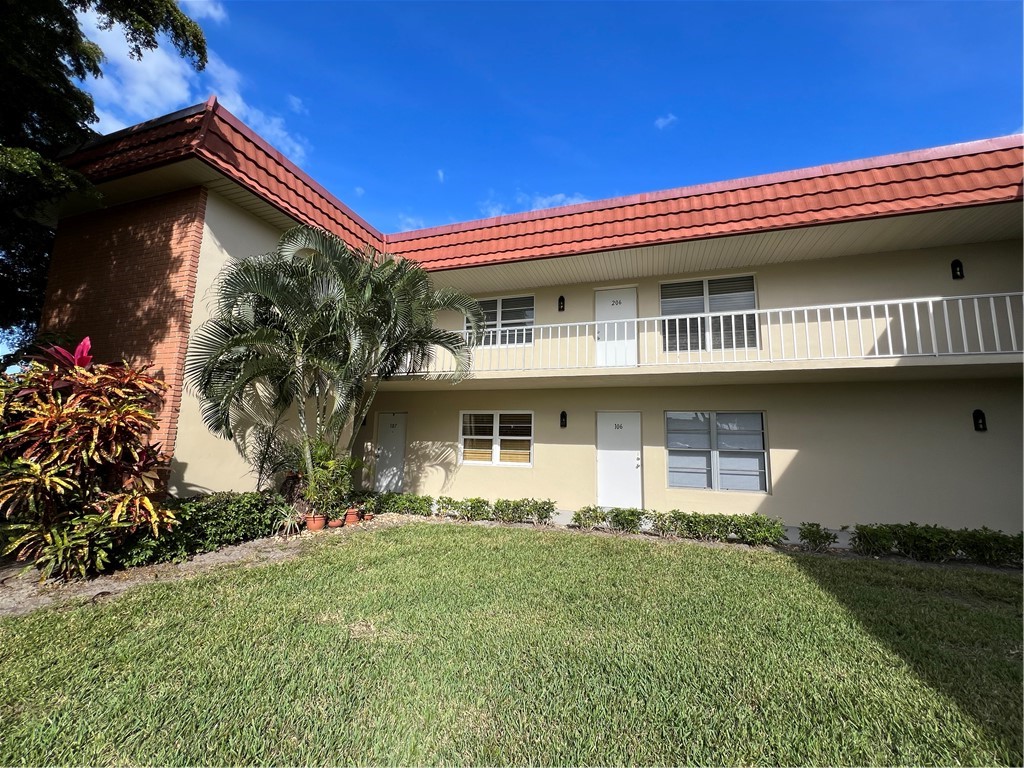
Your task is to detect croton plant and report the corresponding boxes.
[0,338,174,580]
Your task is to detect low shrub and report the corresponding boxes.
[117,492,288,568]
[493,499,531,524]
[649,510,784,546]
[798,522,838,552]
[373,493,433,516]
[607,507,645,533]
[850,524,895,557]
[528,498,556,525]
[889,523,959,563]
[436,496,459,517]
[456,498,493,521]
[572,505,605,530]
[957,527,1023,568]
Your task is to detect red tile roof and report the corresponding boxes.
[65,98,1022,272]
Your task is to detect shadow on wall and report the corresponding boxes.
[361,438,457,495]
[167,458,214,498]
[42,188,207,449]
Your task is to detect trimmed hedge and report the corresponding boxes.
[572,505,605,530]
[117,492,289,568]
[369,493,434,516]
[651,510,785,546]
[852,523,1022,567]
[798,522,838,553]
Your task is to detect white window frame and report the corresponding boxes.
[458,410,534,467]
[664,410,769,493]
[466,294,535,347]
[659,274,759,352]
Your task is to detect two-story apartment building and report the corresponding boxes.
[43,98,1023,531]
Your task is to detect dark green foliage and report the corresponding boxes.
[572,505,606,529]
[650,510,785,546]
[607,507,645,533]
[117,492,288,568]
[0,0,207,346]
[853,522,1021,567]
[799,522,839,552]
[371,493,434,517]
[456,498,492,521]
[850,524,896,557]
[957,527,1023,568]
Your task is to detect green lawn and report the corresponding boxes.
[0,523,1020,766]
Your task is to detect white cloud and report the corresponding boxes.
[478,191,506,218]
[516,191,589,211]
[654,112,678,130]
[179,0,228,23]
[287,94,308,115]
[79,10,198,126]
[397,214,426,231]
[77,11,310,164]
[202,53,310,164]
[437,169,445,183]
[354,186,365,197]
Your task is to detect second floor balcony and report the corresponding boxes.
[405,292,1023,379]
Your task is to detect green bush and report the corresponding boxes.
[493,499,531,524]
[117,492,288,568]
[850,524,895,557]
[373,493,433,516]
[648,510,784,546]
[607,507,645,533]
[456,498,493,521]
[436,496,459,517]
[957,527,1023,568]
[528,499,556,525]
[890,523,959,563]
[572,505,606,529]
[798,522,838,552]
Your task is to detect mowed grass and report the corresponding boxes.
[0,524,1020,766]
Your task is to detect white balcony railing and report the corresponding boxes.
[411,292,1023,375]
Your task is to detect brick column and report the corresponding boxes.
[41,187,209,458]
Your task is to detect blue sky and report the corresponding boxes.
[82,1,1022,233]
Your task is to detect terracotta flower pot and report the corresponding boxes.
[306,514,327,531]
[362,513,375,522]
[344,507,361,526]
[327,518,344,528]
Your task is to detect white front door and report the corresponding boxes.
[374,413,407,492]
[595,288,638,366]
[596,412,643,508]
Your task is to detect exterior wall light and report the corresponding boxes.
[973,409,987,432]
[560,411,568,428]
[951,259,965,280]
[558,296,565,312]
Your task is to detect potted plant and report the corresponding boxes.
[327,511,345,528]
[303,441,357,532]
[344,505,361,526]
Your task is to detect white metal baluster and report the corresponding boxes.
[912,302,922,355]
[842,307,850,358]
[791,310,798,359]
[803,309,810,359]
[813,308,821,359]
[941,301,951,354]
[898,303,907,355]
[777,311,784,360]
[974,298,985,352]
[883,303,893,356]
[990,297,1001,352]
[868,305,876,356]
[958,299,968,353]
[925,300,936,356]
[1005,296,1018,351]
[828,307,836,358]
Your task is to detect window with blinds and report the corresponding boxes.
[660,276,757,351]
[466,296,535,345]
[666,411,767,492]
[460,412,533,465]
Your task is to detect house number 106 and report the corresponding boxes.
[614,423,623,429]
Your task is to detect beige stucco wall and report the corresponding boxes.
[169,192,283,495]
[432,240,1022,330]
[357,378,1023,532]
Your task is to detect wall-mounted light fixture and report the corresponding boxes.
[973,409,987,432]
[560,410,568,428]
[558,295,565,312]
[951,259,965,280]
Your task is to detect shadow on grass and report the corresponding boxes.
[787,551,1023,763]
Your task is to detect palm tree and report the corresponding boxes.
[185,225,482,485]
